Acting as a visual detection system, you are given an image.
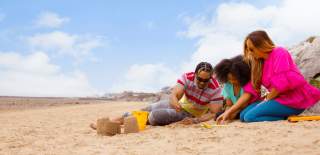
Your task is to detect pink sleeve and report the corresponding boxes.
[269,48,306,93]
[243,82,260,103]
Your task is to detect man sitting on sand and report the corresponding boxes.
[91,62,223,128]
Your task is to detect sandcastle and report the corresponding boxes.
[96,111,149,136]
[96,117,121,136]
[96,116,140,135]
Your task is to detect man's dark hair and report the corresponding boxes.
[213,55,250,86]
[195,62,213,75]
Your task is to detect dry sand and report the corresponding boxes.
[1,99,320,155]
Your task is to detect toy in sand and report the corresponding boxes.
[201,122,227,129]
[132,111,149,130]
[288,115,320,122]
[124,111,149,134]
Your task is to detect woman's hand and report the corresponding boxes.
[265,88,279,100]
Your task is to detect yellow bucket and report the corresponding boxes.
[132,111,149,131]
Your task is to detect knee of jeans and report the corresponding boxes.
[243,113,256,122]
[239,111,246,122]
[148,111,157,126]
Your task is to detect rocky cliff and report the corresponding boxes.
[289,36,320,80]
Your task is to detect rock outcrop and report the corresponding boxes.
[102,86,172,102]
[289,36,320,114]
[289,36,320,80]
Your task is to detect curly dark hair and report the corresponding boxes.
[213,55,250,86]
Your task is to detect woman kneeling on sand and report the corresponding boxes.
[91,62,224,129]
[217,30,320,124]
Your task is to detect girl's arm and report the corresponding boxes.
[225,99,233,110]
[226,92,251,114]
[216,92,251,124]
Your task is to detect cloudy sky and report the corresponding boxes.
[0,0,320,97]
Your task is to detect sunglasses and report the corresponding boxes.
[196,76,210,83]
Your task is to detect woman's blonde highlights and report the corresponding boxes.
[243,30,275,92]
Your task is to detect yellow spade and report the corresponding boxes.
[132,111,149,131]
[201,122,228,129]
[201,122,213,129]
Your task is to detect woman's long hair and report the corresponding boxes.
[243,30,275,92]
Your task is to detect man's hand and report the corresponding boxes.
[171,102,182,112]
[170,85,184,112]
[180,117,199,125]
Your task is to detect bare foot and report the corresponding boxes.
[90,123,97,130]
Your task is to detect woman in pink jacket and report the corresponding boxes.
[217,30,320,123]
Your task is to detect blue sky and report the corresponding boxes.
[0,0,319,97]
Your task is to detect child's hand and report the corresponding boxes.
[216,111,231,125]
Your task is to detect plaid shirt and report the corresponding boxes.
[177,72,223,106]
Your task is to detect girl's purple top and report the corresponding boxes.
[244,47,320,109]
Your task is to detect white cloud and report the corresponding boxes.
[35,11,69,28]
[180,0,320,70]
[0,11,103,96]
[110,64,178,92]
[269,0,320,44]
[112,0,320,92]
[27,31,103,61]
[0,51,59,75]
[180,33,243,72]
[0,52,99,97]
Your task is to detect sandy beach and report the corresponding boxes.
[1,99,320,155]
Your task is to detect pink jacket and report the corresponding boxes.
[244,47,320,109]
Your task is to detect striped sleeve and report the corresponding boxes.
[177,73,187,88]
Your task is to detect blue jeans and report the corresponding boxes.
[240,100,304,122]
[123,100,192,126]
